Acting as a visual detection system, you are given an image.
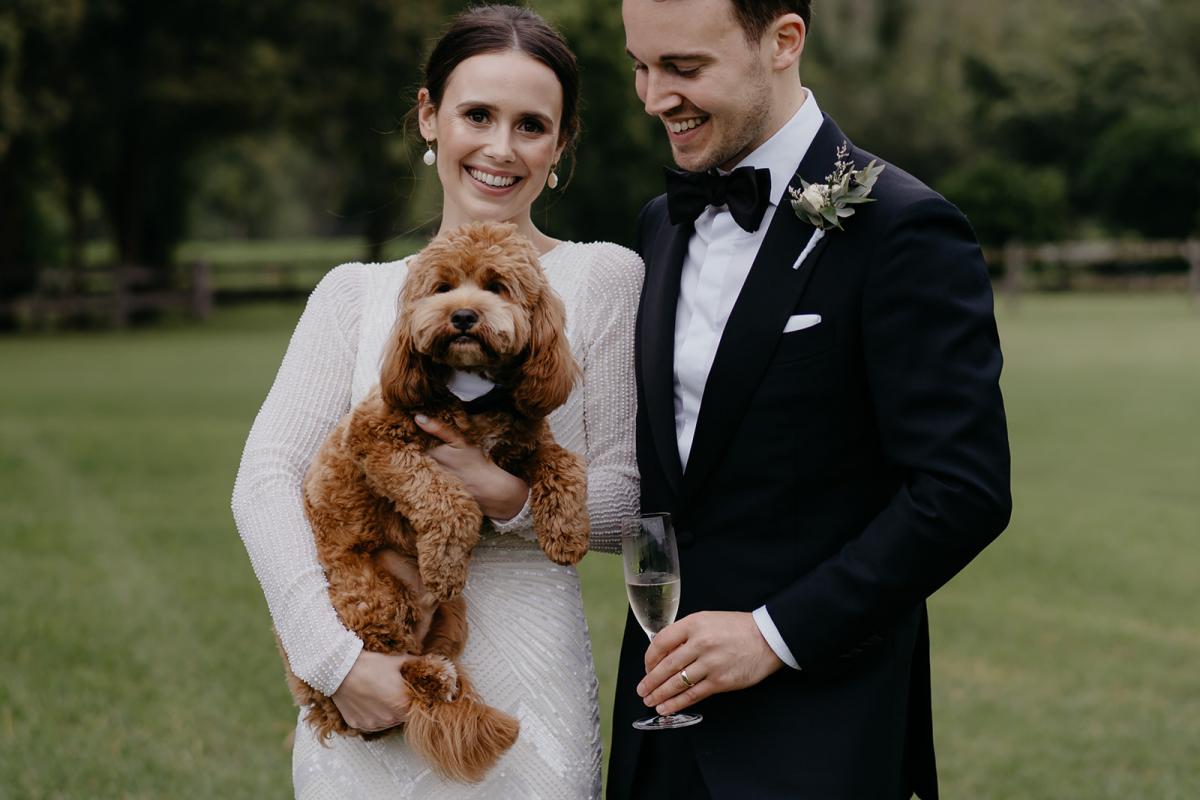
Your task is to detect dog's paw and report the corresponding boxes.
[402,655,460,703]
[538,531,590,566]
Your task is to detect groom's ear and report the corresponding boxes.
[768,14,806,71]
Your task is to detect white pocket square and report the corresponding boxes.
[783,314,822,333]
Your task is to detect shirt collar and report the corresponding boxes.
[730,89,823,208]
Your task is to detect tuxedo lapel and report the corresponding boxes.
[681,116,847,502]
[639,214,691,495]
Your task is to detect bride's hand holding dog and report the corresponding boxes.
[414,414,530,523]
[332,651,416,732]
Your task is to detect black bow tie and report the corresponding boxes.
[459,384,512,415]
[664,166,772,233]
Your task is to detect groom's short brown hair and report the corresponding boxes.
[728,0,812,42]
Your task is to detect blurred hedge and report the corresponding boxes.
[1,0,1197,297]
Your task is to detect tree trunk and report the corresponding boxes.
[363,212,389,264]
[66,173,86,292]
[0,138,42,299]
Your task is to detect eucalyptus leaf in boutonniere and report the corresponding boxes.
[788,142,886,231]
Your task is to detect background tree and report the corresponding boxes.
[282,0,452,262]
[2,0,298,295]
[938,159,1069,247]
[1081,109,1200,239]
[946,0,1200,239]
[0,1,84,295]
[3,0,1198,309]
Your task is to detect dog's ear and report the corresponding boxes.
[380,279,436,410]
[512,283,579,419]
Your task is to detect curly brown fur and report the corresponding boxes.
[401,657,521,783]
[278,222,589,782]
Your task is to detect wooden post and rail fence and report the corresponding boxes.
[3,237,1198,329]
[995,238,1200,309]
[4,263,213,328]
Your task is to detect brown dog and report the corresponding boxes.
[282,222,590,782]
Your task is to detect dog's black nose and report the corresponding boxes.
[451,309,478,331]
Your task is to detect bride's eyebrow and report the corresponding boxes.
[456,100,497,112]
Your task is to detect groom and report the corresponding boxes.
[610,1,1012,798]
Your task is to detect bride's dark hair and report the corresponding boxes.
[422,5,580,154]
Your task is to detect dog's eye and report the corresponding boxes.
[434,282,453,294]
[485,281,506,295]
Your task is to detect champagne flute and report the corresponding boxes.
[621,512,702,730]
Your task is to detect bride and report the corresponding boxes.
[231,6,641,797]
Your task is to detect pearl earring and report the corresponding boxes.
[423,141,436,166]
[547,164,559,190]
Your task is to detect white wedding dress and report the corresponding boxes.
[231,241,642,799]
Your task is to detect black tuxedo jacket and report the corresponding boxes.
[607,116,1012,800]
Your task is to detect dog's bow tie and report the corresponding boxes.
[459,386,511,415]
[664,165,772,233]
[447,370,511,415]
[448,370,495,401]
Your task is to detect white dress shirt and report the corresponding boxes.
[672,90,824,670]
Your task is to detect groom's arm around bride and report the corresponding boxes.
[611,1,1012,798]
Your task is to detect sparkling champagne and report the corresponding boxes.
[620,514,702,730]
[626,572,681,638]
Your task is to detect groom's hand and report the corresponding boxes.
[637,611,785,715]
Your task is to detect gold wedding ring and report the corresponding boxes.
[680,668,696,689]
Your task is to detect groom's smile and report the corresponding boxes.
[665,115,710,136]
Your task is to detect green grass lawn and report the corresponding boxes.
[2,293,1198,798]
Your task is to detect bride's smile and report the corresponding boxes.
[465,165,523,191]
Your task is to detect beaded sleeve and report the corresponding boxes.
[231,265,366,696]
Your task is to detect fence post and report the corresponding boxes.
[190,261,212,320]
[111,265,130,328]
[1003,241,1025,310]
[1185,239,1200,311]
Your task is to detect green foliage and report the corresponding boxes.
[187,135,330,240]
[0,152,68,294]
[938,158,1070,245]
[0,0,84,276]
[4,0,1200,282]
[281,0,455,260]
[952,0,1200,237]
[0,0,298,278]
[803,1,980,181]
[1081,109,1200,238]
[959,6,1140,174]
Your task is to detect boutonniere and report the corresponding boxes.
[788,143,885,232]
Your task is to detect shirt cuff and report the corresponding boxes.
[752,605,800,670]
[488,491,533,534]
